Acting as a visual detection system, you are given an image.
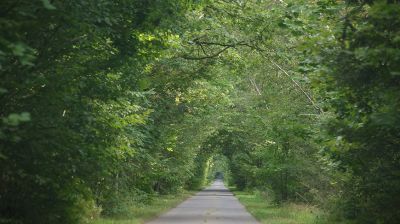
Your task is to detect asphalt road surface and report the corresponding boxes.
[147,179,259,224]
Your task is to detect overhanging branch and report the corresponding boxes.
[181,45,231,60]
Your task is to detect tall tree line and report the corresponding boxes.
[1,0,399,224]
[0,0,210,223]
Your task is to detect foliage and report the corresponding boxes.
[0,0,200,223]
[312,1,400,223]
[233,189,322,224]
[91,191,193,224]
[1,0,399,224]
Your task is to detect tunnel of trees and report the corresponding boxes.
[1,0,399,224]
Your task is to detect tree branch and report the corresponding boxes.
[181,40,254,60]
[181,45,231,60]
[269,58,323,114]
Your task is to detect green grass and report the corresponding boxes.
[91,191,194,224]
[232,190,323,224]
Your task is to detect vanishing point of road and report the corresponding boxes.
[147,179,259,224]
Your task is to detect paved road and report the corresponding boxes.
[147,179,259,224]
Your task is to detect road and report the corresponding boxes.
[147,179,259,224]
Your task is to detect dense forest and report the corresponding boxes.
[1,0,399,223]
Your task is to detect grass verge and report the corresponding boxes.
[232,190,323,224]
[91,191,194,224]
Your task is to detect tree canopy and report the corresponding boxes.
[1,0,399,224]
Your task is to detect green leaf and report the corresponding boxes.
[390,71,400,76]
[3,112,31,126]
[41,0,56,10]
[138,78,151,90]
